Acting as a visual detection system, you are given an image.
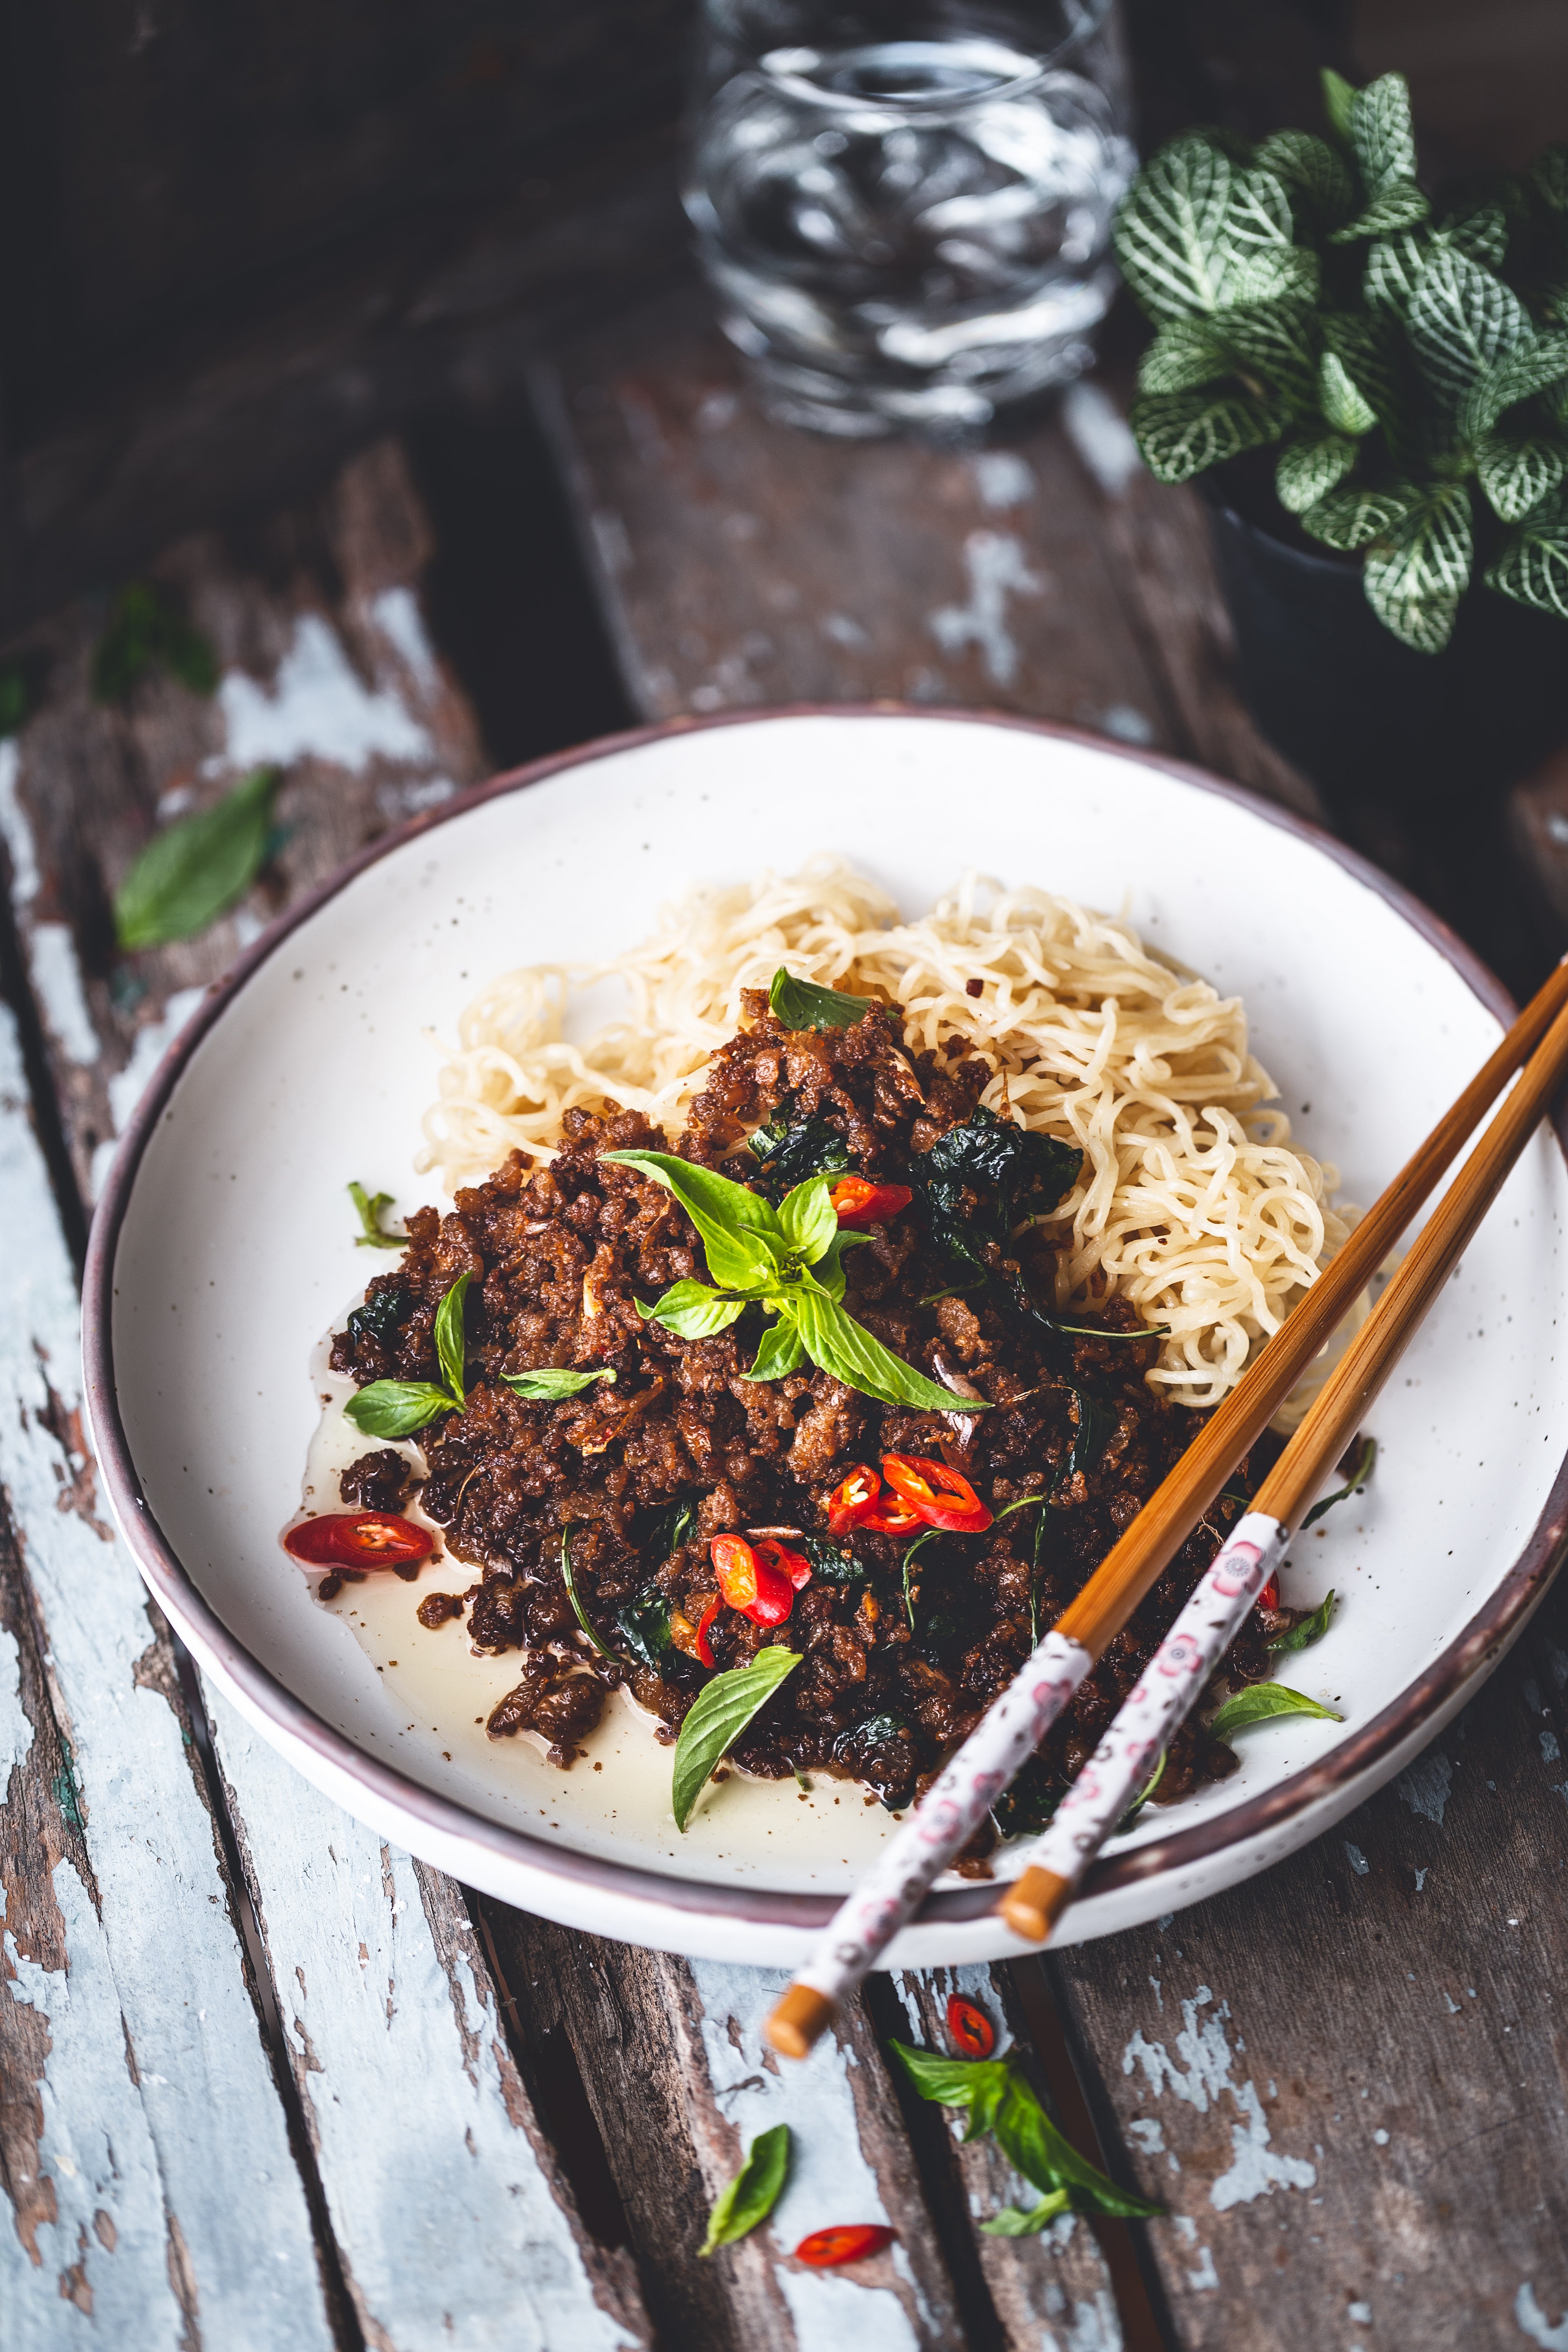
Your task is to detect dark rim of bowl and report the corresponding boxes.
[81,704,1568,1934]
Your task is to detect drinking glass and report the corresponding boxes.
[684,0,1136,435]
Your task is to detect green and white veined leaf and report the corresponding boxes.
[1129,387,1283,486]
[1317,350,1377,435]
[1300,480,1419,551]
[1363,230,1435,321]
[1530,143,1568,216]
[1408,247,1533,405]
[1320,67,1357,148]
[1275,429,1359,513]
[1138,317,1230,395]
[1362,482,1475,652]
[1443,200,1509,270]
[1321,310,1408,437]
[1223,245,1321,308]
[1456,330,1568,441]
[1350,72,1417,194]
[1487,495,1568,621]
[1476,429,1567,523]
[1253,129,1356,227]
[1114,138,1293,322]
[1329,177,1430,246]
[1212,301,1319,406]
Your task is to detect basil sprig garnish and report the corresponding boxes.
[348,1180,408,1251]
[671,1648,801,1830]
[768,967,875,1029]
[344,1271,471,1437]
[608,1151,976,1417]
[700,2124,791,2256]
[503,1367,617,1400]
[1271,1589,1336,1653]
[1209,1680,1343,1741]
[1301,1433,1376,1527]
[889,2043,1162,2222]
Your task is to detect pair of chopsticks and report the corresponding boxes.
[766,956,1568,2058]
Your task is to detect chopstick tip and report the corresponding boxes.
[997,1866,1073,1945]
[765,1982,836,2058]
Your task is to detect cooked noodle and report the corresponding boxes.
[416,858,1358,1412]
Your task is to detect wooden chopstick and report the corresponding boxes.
[998,977,1568,1945]
[765,956,1568,2059]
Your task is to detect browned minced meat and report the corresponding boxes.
[340,1449,414,1511]
[330,993,1298,1843]
[415,1591,466,1630]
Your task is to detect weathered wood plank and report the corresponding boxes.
[0,1000,336,2350]
[482,1909,975,2351]
[1051,1573,1568,2351]
[204,1693,650,2352]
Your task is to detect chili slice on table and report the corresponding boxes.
[794,2224,897,2267]
[881,1452,993,1533]
[828,1176,914,1228]
[946,1993,996,2058]
[284,1513,432,1570]
[826,1463,880,1535]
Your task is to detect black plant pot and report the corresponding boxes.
[1202,483,1568,822]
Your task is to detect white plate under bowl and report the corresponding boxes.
[83,709,1568,1966]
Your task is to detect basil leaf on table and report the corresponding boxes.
[980,2191,1071,2236]
[793,1286,982,1415]
[767,968,875,1029]
[1209,1681,1343,1741]
[672,1648,801,1830]
[637,1280,751,1339]
[115,766,281,950]
[434,1271,471,1405]
[92,580,220,705]
[1271,1590,1336,1653]
[348,1181,407,1250]
[503,1367,618,1400]
[889,2045,1163,2220]
[604,1149,786,1289]
[344,1381,459,1438]
[748,1318,806,1381]
[561,1526,615,1660]
[700,2123,791,2256]
[1301,1434,1376,1527]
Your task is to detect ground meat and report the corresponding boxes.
[335,996,1283,1818]
[339,1449,414,1511]
[415,1591,466,1629]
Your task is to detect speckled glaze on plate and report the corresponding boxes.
[82,709,1568,1964]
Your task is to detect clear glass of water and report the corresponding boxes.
[684,0,1136,436]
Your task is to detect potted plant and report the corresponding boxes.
[1113,70,1568,814]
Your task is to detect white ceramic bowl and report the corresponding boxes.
[84,710,1568,1965]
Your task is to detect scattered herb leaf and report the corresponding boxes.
[901,1524,944,1633]
[795,1535,868,1586]
[768,968,875,1029]
[1272,1589,1337,1652]
[346,1286,408,1345]
[503,1367,618,1400]
[700,2124,791,2255]
[349,1180,407,1250]
[746,1107,851,1198]
[1115,1747,1167,1835]
[434,1272,471,1407]
[613,1591,674,1673]
[1209,1681,1344,1740]
[889,2045,1162,2219]
[1066,1384,1114,1482]
[91,581,219,704]
[1301,1434,1376,1527]
[115,766,281,949]
[981,2191,1071,2236]
[605,1149,789,1289]
[343,1380,458,1438]
[911,1105,1081,1284]
[560,1525,615,1660]
[991,1757,1062,1841]
[672,1648,801,1830]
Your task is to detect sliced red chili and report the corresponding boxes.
[946,1993,996,2058]
[826,1464,881,1535]
[284,1513,432,1570]
[710,1535,794,1628]
[755,1538,812,1593]
[695,1593,722,1669]
[829,1176,913,1229]
[858,1492,925,1535]
[1258,1575,1279,1613]
[881,1452,993,1533]
[744,1557,795,1627]
[794,2224,896,2267]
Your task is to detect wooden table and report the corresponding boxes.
[3,282,1567,2352]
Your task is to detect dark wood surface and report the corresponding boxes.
[3,280,1568,2347]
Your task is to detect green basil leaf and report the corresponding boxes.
[811,1227,872,1304]
[981,2192,1071,2237]
[1350,71,1416,195]
[888,2043,1011,2113]
[503,1367,618,1400]
[672,1648,802,1830]
[793,1286,985,1416]
[343,1381,458,1438]
[615,1592,674,1672]
[699,2124,791,2256]
[1301,1433,1377,1527]
[747,1315,806,1382]
[434,1272,470,1405]
[603,1149,785,1290]
[1363,482,1474,652]
[901,1524,944,1633]
[115,766,280,950]
[779,1174,837,1266]
[1066,1384,1114,1482]
[746,1108,852,1197]
[1129,386,1284,485]
[1272,1590,1336,1653]
[1487,499,1568,620]
[1477,429,1566,522]
[767,967,875,1029]
[1408,247,1533,407]
[348,1180,407,1251]
[1114,1746,1167,1834]
[347,1286,408,1347]
[993,2077,1164,2219]
[797,1536,868,1586]
[1209,1681,1343,1740]
[561,1526,615,1661]
[636,1280,750,1339]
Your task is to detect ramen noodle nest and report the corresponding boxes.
[416,859,1359,1414]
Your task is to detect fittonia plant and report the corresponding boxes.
[1115,69,1568,652]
